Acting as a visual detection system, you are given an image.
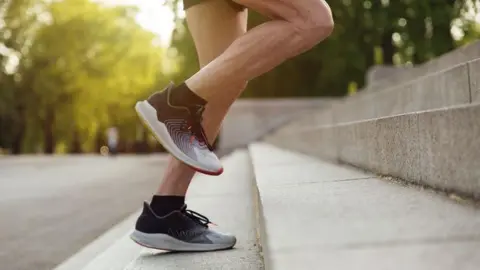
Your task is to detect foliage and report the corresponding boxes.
[0,0,164,153]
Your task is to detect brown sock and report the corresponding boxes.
[169,83,207,107]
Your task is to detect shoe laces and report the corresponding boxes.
[185,105,214,151]
[181,205,217,228]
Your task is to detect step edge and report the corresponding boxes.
[248,144,273,270]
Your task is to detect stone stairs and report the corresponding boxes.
[55,42,480,269]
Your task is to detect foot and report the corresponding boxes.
[131,202,236,252]
[135,83,223,175]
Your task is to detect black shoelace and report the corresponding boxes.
[181,205,216,227]
[186,105,214,151]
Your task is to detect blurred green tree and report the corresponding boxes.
[1,0,164,154]
[0,0,42,153]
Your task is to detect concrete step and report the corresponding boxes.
[220,98,331,151]
[264,43,480,136]
[55,150,264,270]
[336,59,479,124]
[249,143,480,270]
[300,58,480,127]
[266,102,480,198]
[366,41,480,92]
[277,60,479,130]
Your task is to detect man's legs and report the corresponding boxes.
[157,0,248,197]
[186,0,334,100]
[131,0,247,251]
[136,0,333,175]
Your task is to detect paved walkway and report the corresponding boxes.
[0,155,168,270]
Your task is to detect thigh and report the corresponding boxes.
[186,0,248,67]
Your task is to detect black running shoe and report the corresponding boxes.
[130,202,236,251]
[135,83,223,175]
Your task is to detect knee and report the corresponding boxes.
[293,0,334,49]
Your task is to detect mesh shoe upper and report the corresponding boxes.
[135,202,236,247]
[146,84,220,170]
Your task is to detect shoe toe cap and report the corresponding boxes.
[198,150,223,172]
[206,231,237,247]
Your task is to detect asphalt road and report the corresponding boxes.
[0,154,168,270]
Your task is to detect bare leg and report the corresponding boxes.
[186,0,334,100]
[157,0,248,196]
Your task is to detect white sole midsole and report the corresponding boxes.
[130,230,233,251]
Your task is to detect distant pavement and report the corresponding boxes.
[0,154,168,270]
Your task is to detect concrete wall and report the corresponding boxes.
[366,41,480,93]
[366,65,412,85]
[331,59,477,124]
[468,59,480,103]
[218,98,332,152]
[264,42,480,198]
[265,103,480,198]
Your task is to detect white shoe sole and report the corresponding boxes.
[130,230,235,251]
[135,101,223,175]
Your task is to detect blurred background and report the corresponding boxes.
[1,1,480,270]
[1,0,479,155]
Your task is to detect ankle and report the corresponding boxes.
[149,195,185,216]
[157,157,195,195]
[170,82,207,107]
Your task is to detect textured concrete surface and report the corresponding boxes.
[336,121,366,166]
[277,106,335,131]
[0,155,168,270]
[367,41,480,93]
[468,58,480,103]
[55,212,140,270]
[327,62,471,126]
[299,127,337,161]
[428,41,480,74]
[373,64,470,118]
[250,143,480,270]
[269,103,480,198]
[417,104,480,198]
[264,124,338,162]
[333,92,376,123]
[337,113,421,181]
[372,83,413,118]
[409,64,470,111]
[270,242,480,270]
[372,113,421,180]
[219,99,330,151]
[79,150,264,270]
[363,64,470,121]
[337,113,420,181]
[366,65,412,85]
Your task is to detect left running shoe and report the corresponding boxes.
[135,83,223,175]
[130,202,236,251]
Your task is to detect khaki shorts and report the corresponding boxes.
[183,0,246,11]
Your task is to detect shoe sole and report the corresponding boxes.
[130,230,235,252]
[135,101,223,176]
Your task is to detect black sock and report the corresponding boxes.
[170,83,207,107]
[149,195,185,216]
